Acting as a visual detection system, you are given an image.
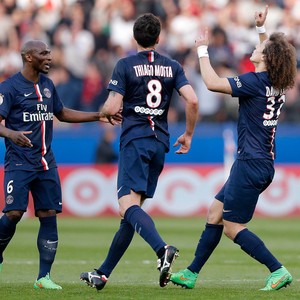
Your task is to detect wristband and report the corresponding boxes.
[197,45,209,58]
[256,25,266,34]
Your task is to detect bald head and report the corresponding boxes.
[21,40,49,63]
[20,40,52,80]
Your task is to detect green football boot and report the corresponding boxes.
[34,273,62,290]
[260,266,292,291]
[170,268,198,289]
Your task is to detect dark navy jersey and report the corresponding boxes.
[107,50,189,152]
[228,71,285,160]
[0,72,64,171]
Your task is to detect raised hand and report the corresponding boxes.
[255,5,268,27]
[195,27,209,48]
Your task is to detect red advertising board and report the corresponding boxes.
[0,164,300,217]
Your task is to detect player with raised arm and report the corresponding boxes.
[80,13,199,291]
[170,6,297,291]
[0,40,120,289]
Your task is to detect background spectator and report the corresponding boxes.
[0,0,299,124]
[95,125,118,164]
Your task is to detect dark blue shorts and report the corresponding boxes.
[215,159,274,223]
[3,168,62,214]
[117,137,166,199]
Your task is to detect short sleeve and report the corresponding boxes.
[0,81,14,119]
[228,73,260,98]
[107,59,127,96]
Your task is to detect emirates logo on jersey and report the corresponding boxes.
[44,88,51,98]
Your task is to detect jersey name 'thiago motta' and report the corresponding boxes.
[108,50,189,152]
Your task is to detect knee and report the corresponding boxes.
[206,214,222,225]
[119,207,125,218]
[223,223,245,241]
[118,203,139,218]
[118,201,129,218]
[118,196,139,218]
[223,226,233,239]
[206,209,223,225]
[36,209,57,218]
[206,200,223,225]
[6,211,23,223]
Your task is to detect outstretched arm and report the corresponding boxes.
[55,101,122,125]
[55,107,102,123]
[255,5,269,43]
[195,28,232,94]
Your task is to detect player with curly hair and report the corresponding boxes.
[171,6,297,291]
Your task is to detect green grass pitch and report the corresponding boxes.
[0,216,299,299]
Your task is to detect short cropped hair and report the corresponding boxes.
[133,13,161,48]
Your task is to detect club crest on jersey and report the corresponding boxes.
[0,93,4,105]
[6,195,14,205]
[43,88,51,98]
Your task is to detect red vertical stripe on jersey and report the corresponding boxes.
[148,51,154,63]
[270,127,275,160]
[34,84,49,170]
[148,116,155,131]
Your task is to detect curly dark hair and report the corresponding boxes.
[133,13,161,48]
[263,32,297,91]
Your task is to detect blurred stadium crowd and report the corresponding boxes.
[0,0,300,124]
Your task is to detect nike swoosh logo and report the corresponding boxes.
[24,92,33,97]
[59,202,62,205]
[223,209,232,213]
[117,186,123,193]
[46,240,58,244]
[179,276,190,281]
[271,275,288,289]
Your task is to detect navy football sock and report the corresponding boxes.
[234,228,282,272]
[124,205,166,255]
[37,215,58,279]
[0,214,17,263]
[97,219,134,277]
[188,223,223,274]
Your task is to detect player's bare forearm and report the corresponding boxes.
[179,85,199,136]
[101,91,123,117]
[195,29,232,94]
[0,124,33,147]
[185,102,198,137]
[0,123,15,140]
[199,58,232,94]
[56,107,100,123]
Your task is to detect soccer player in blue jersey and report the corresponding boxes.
[80,13,199,290]
[0,40,120,289]
[170,6,297,291]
